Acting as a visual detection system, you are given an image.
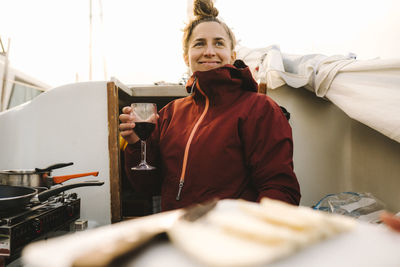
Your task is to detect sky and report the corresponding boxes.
[1,0,400,88]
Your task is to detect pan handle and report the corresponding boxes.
[35,162,74,173]
[37,181,104,202]
[52,172,99,184]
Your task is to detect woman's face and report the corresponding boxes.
[184,21,236,73]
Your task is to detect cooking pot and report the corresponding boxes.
[0,181,104,212]
[0,162,99,188]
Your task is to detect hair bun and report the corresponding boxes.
[193,0,219,19]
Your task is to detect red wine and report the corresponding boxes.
[134,122,155,140]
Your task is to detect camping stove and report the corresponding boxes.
[0,193,80,261]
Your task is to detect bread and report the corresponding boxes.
[167,198,356,266]
[168,219,294,267]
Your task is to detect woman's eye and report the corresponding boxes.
[193,42,204,47]
[216,41,225,47]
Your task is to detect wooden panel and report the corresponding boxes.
[107,81,121,223]
[258,83,267,94]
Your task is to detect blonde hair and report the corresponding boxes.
[183,0,236,57]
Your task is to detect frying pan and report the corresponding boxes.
[0,162,99,188]
[0,181,104,212]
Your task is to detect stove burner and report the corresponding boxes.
[0,194,71,226]
[0,193,81,259]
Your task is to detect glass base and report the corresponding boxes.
[131,162,156,171]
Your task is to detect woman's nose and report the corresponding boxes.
[203,45,216,56]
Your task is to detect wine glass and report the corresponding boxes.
[130,103,157,170]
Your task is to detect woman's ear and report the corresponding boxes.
[231,51,237,63]
[183,53,189,67]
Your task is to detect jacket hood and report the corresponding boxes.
[185,59,258,95]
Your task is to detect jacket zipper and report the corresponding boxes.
[176,79,209,200]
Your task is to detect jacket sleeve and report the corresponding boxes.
[123,121,162,198]
[241,96,301,205]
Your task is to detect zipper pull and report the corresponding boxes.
[176,181,184,201]
[189,77,197,94]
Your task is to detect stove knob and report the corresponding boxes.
[33,218,42,234]
[66,204,74,217]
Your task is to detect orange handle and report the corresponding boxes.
[52,172,99,184]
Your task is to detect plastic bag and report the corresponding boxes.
[313,192,385,223]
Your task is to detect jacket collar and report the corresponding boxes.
[185,60,258,98]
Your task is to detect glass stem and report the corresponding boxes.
[141,140,147,164]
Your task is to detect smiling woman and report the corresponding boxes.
[119,0,301,212]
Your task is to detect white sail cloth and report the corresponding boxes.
[237,45,400,143]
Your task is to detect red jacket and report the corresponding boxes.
[125,61,301,211]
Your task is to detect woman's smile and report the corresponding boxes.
[199,61,221,67]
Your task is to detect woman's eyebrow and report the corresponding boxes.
[193,38,206,43]
[192,37,226,42]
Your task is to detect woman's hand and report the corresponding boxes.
[119,106,159,144]
[380,211,400,232]
[119,106,139,144]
